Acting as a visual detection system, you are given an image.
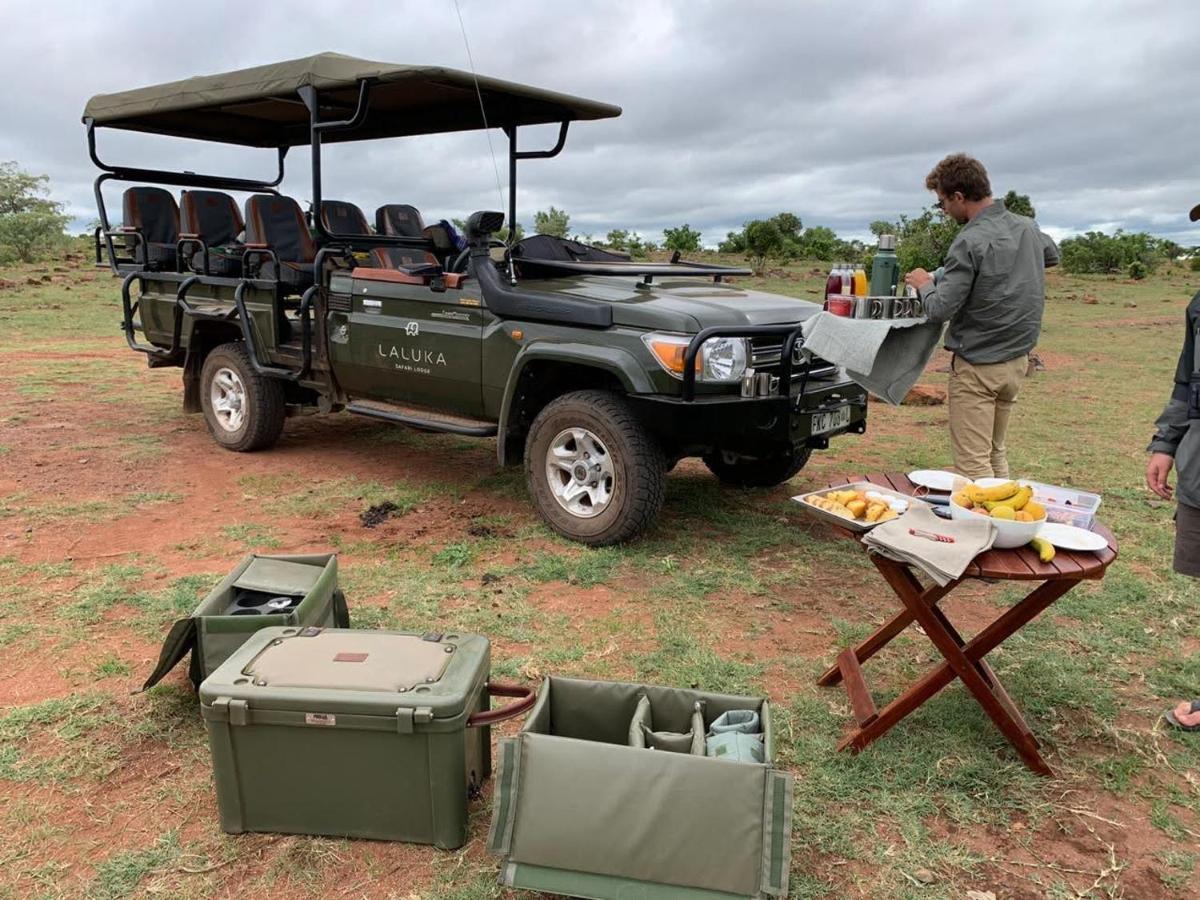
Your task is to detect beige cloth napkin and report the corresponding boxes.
[862,504,997,586]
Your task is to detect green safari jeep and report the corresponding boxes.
[84,53,867,545]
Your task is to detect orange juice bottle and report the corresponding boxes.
[852,266,868,296]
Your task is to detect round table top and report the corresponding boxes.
[826,472,1118,582]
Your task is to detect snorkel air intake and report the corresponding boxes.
[464,210,612,329]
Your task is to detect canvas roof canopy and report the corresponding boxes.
[83,52,621,147]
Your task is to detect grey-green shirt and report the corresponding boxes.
[917,200,1060,364]
[1148,292,1200,509]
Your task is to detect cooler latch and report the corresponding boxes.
[396,707,435,733]
[211,697,249,726]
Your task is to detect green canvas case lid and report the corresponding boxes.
[199,627,489,720]
[233,558,324,595]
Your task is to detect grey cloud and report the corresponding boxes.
[2,0,1199,246]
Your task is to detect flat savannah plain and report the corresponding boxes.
[0,253,1197,899]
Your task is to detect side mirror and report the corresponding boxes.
[465,210,505,247]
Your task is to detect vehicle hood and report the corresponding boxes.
[532,274,822,332]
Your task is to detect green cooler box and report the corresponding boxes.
[143,553,349,691]
[488,676,793,899]
[199,626,535,848]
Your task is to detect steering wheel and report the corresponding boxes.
[450,239,508,274]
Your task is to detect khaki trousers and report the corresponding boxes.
[948,354,1028,479]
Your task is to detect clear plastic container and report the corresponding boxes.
[1028,481,1102,529]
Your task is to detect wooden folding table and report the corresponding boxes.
[815,472,1117,776]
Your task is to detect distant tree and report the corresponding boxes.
[797,225,840,261]
[1002,189,1036,218]
[662,223,702,254]
[604,229,630,253]
[769,212,803,241]
[892,208,963,273]
[869,220,899,238]
[533,206,570,238]
[742,219,784,273]
[0,161,69,264]
[1059,229,1165,275]
[718,229,747,254]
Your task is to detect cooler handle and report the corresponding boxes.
[468,681,537,727]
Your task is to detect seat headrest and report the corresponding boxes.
[376,204,425,238]
[181,190,243,246]
[122,187,179,243]
[321,200,371,237]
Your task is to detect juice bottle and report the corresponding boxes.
[824,266,841,300]
[840,263,852,295]
[852,266,868,296]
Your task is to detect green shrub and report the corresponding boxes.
[0,161,69,264]
[1059,229,1166,275]
[1128,260,1147,280]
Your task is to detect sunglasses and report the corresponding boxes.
[935,193,961,211]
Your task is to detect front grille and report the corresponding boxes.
[750,338,839,380]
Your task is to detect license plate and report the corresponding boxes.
[811,405,852,435]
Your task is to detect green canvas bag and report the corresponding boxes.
[488,676,793,899]
[142,552,349,691]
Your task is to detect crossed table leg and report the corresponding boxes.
[818,554,1078,776]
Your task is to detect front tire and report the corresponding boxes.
[703,447,811,487]
[524,390,665,546]
[199,342,285,452]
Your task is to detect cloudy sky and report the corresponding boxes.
[3,0,1199,247]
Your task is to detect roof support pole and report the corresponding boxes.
[504,125,518,242]
[503,120,570,243]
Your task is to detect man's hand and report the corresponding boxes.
[904,268,933,290]
[1147,451,1174,501]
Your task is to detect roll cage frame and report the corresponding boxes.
[87,76,574,276]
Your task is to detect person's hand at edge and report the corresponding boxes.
[1147,451,1174,501]
[904,268,933,290]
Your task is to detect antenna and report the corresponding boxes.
[453,0,507,228]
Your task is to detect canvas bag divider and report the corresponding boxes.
[143,552,348,691]
[490,676,792,899]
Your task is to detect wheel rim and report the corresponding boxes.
[545,427,615,518]
[210,366,247,433]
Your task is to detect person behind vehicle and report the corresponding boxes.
[904,154,1060,479]
[1148,271,1200,729]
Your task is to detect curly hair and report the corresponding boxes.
[925,154,992,202]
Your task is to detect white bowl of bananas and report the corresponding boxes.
[948,478,1047,550]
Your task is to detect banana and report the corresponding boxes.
[1009,485,1033,511]
[1029,536,1055,563]
[967,480,1020,504]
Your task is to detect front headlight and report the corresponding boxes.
[701,336,748,382]
[642,333,748,383]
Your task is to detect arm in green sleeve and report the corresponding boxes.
[916,240,975,324]
[1148,397,1189,456]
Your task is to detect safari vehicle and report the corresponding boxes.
[84,53,868,545]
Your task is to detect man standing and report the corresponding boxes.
[905,154,1059,478]
[1149,259,1200,729]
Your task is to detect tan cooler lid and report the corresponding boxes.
[244,630,454,693]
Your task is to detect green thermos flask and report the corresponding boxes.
[869,234,899,296]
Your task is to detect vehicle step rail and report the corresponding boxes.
[346,400,498,436]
